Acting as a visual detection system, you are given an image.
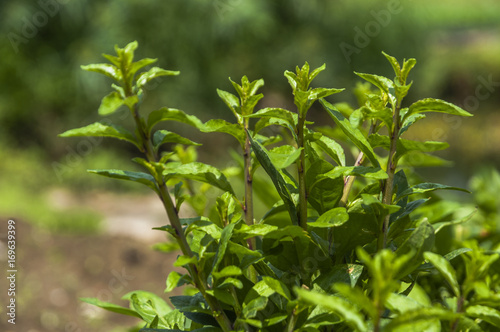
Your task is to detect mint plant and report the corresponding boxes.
[61,42,500,331]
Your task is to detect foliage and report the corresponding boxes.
[61,42,500,331]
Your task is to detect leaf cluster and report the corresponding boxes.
[61,42,500,332]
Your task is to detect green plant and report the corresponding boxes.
[61,42,500,331]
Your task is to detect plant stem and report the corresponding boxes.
[379,106,401,250]
[340,152,365,207]
[243,120,258,284]
[286,306,298,332]
[297,113,308,230]
[131,103,233,332]
[243,119,256,250]
[339,121,376,207]
[450,296,465,332]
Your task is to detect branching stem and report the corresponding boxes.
[297,113,308,230]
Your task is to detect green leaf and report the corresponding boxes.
[306,159,343,214]
[246,107,296,129]
[88,169,158,192]
[424,252,460,297]
[309,87,344,100]
[313,264,364,290]
[163,162,235,195]
[59,121,140,149]
[382,51,401,79]
[333,283,377,321]
[406,98,473,122]
[212,223,235,273]
[401,58,417,83]
[310,207,349,228]
[262,276,292,300]
[394,221,435,279]
[354,72,394,94]
[165,271,182,293]
[147,108,204,134]
[127,293,170,327]
[384,307,460,331]
[128,58,157,83]
[321,99,380,167]
[227,241,262,270]
[466,305,500,327]
[97,91,125,115]
[174,255,197,267]
[81,63,123,82]
[218,277,243,289]
[242,296,268,319]
[396,183,470,201]
[212,265,242,279]
[432,209,476,234]
[217,89,241,120]
[416,248,472,272]
[307,131,345,166]
[201,119,246,148]
[398,152,453,168]
[361,194,401,215]
[248,133,298,225]
[268,145,302,169]
[369,134,449,160]
[136,67,179,88]
[295,288,368,332]
[399,113,426,136]
[153,130,200,152]
[323,166,388,180]
[80,297,142,318]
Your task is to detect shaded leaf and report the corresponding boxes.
[88,169,158,192]
[321,99,380,167]
[248,133,298,225]
[310,207,349,228]
[424,252,460,297]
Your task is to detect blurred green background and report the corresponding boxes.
[1,0,499,330]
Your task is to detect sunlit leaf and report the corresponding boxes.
[321,99,380,167]
[424,252,460,297]
[295,288,368,332]
[136,67,179,88]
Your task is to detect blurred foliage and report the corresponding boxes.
[1,0,499,152]
[0,0,499,208]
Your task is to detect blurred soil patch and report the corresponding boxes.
[1,192,185,332]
